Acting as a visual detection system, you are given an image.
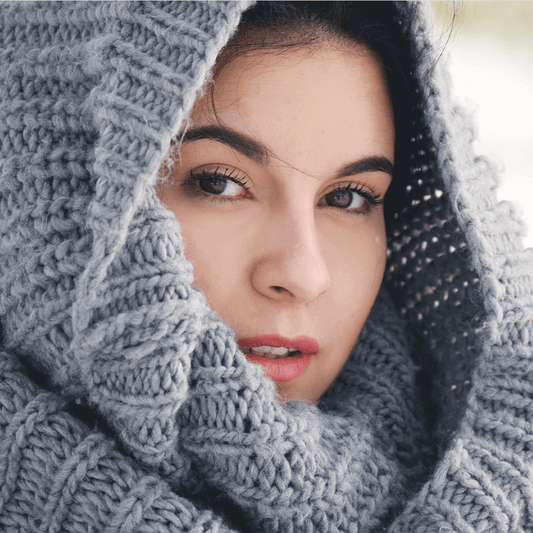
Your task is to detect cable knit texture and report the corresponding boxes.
[1,1,532,532]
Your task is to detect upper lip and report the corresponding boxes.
[237,334,319,354]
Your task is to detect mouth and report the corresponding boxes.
[237,335,319,382]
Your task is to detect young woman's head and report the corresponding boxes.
[157,2,409,402]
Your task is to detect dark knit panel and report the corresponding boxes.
[384,7,485,451]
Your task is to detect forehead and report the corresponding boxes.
[191,44,395,171]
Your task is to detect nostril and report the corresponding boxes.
[270,286,295,298]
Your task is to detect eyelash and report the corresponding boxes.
[182,167,383,215]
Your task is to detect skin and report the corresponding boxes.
[156,42,395,403]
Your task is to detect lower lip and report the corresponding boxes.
[245,352,313,382]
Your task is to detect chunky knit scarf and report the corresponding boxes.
[2,1,533,532]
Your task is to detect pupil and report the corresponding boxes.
[327,189,351,208]
[200,178,226,194]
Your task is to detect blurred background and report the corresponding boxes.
[429,1,533,247]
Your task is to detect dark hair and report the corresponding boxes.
[208,1,420,232]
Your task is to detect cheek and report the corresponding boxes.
[324,216,387,316]
[179,212,249,307]
[304,218,386,399]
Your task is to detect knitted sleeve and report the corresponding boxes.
[0,350,237,533]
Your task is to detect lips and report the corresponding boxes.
[238,335,319,354]
[238,335,319,382]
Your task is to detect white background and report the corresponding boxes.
[430,1,533,247]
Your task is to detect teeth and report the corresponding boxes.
[248,345,291,359]
[251,345,272,354]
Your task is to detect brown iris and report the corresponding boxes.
[325,188,353,208]
[199,177,228,194]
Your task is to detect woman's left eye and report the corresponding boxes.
[324,188,365,210]
[320,185,383,214]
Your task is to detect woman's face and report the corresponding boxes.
[157,43,395,402]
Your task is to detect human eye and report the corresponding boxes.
[320,183,383,215]
[183,165,252,202]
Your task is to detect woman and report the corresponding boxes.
[0,1,531,532]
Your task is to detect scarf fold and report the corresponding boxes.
[176,290,429,531]
[0,289,429,532]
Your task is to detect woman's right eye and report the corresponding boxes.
[197,176,246,196]
[186,167,252,200]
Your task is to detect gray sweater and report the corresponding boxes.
[1,1,532,531]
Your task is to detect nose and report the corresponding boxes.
[251,209,331,304]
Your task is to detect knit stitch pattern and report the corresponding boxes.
[1,1,533,532]
[388,4,533,531]
[0,351,237,533]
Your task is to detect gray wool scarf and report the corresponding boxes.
[1,1,533,532]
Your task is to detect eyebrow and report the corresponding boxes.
[176,124,394,178]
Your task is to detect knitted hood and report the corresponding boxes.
[1,2,532,532]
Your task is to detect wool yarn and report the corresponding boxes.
[1,1,533,532]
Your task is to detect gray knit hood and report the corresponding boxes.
[1,1,532,532]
